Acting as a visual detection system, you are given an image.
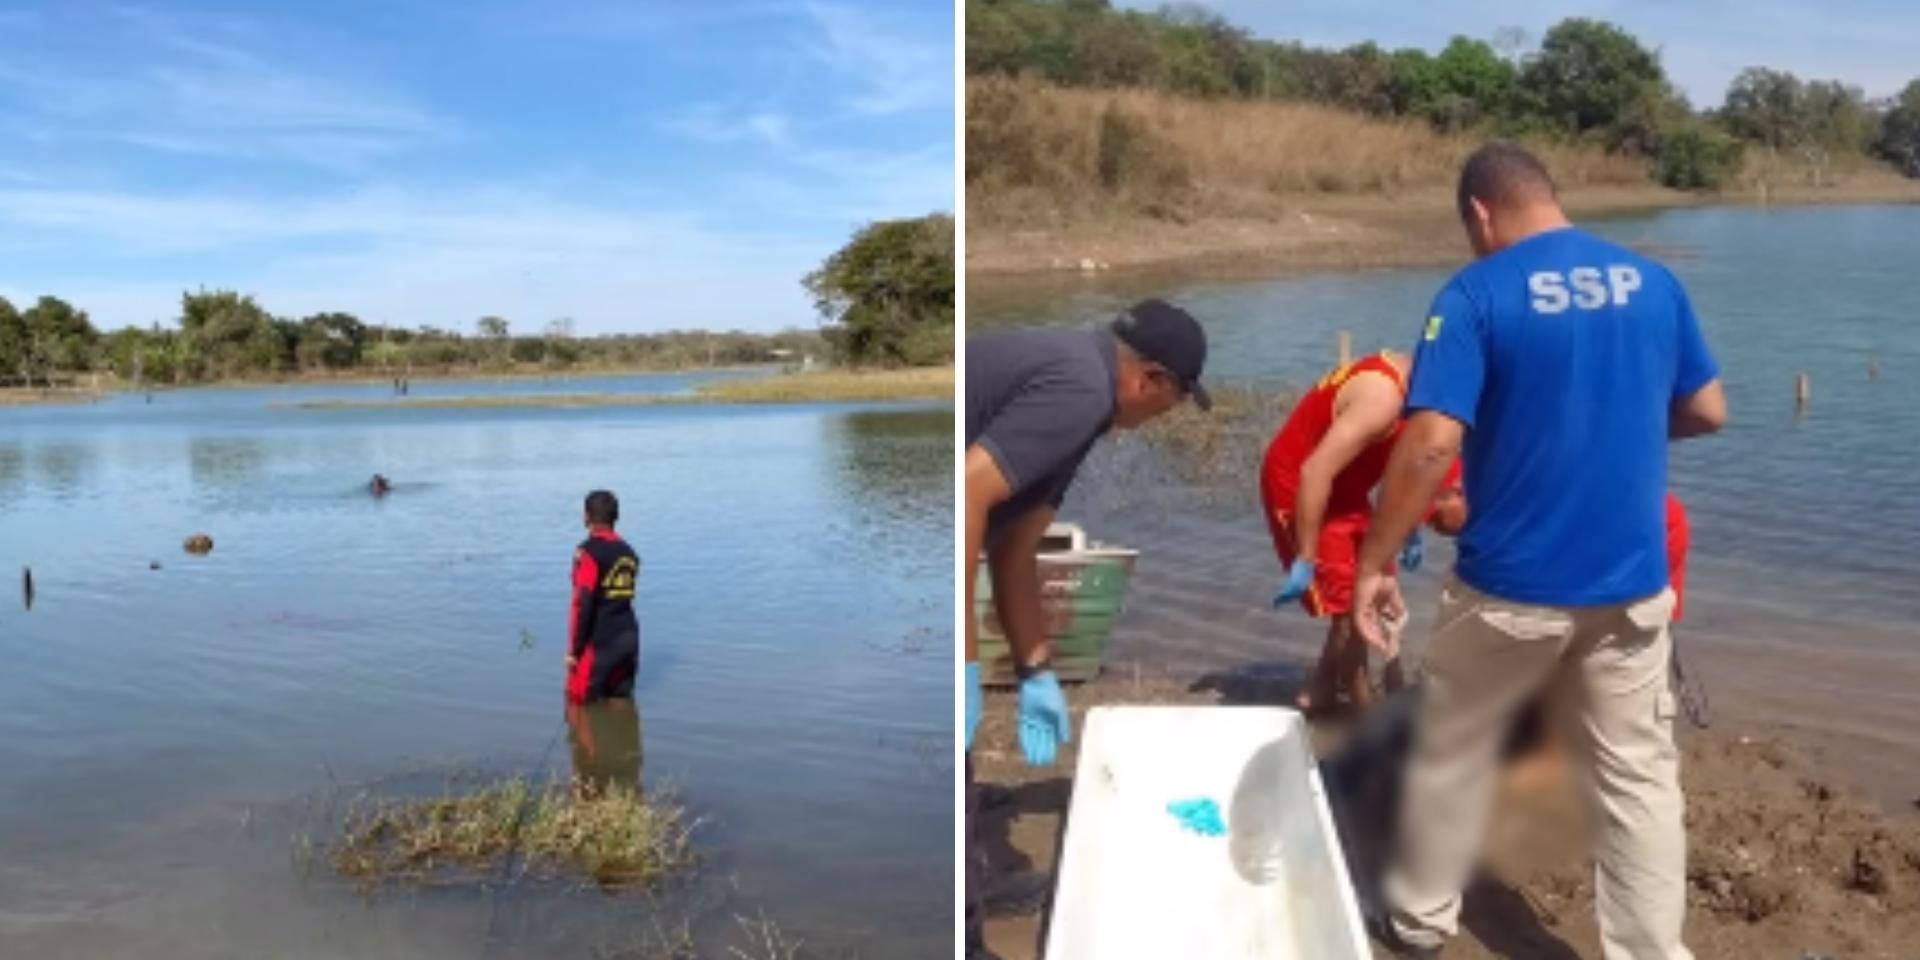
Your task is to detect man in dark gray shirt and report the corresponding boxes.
[962,299,1211,958]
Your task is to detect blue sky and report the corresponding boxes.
[1137,0,1920,107]
[0,1,954,334]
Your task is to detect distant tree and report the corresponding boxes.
[0,296,25,385]
[1519,19,1666,144]
[1876,79,1920,177]
[20,295,98,382]
[1722,69,1874,184]
[1722,68,1808,150]
[1655,120,1745,189]
[297,312,367,370]
[179,290,273,380]
[803,214,954,367]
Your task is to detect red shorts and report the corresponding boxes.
[1264,502,1375,618]
[1666,494,1689,622]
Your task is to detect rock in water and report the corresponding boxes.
[183,534,214,555]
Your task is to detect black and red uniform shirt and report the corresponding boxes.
[567,529,640,704]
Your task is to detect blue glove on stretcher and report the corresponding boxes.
[1017,669,1071,767]
[1272,559,1316,607]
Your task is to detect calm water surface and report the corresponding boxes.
[0,371,953,958]
[974,204,1920,627]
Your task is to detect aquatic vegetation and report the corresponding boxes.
[329,778,698,890]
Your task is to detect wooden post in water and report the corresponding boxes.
[1795,372,1811,408]
[1337,331,1351,368]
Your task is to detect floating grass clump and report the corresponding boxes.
[330,778,697,889]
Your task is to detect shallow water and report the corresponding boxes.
[0,371,953,958]
[975,204,1920,807]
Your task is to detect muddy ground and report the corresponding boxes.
[975,660,1920,960]
[972,660,1920,960]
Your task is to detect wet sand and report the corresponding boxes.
[972,504,1920,958]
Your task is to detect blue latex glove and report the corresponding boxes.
[1272,559,1316,607]
[1017,670,1071,767]
[1399,529,1425,572]
[965,662,982,751]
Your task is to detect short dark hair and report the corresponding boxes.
[584,490,619,526]
[1456,142,1557,220]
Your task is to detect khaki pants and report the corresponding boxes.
[1386,576,1690,960]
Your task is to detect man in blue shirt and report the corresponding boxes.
[1349,144,1726,960]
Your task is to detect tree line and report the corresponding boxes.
[1,212,958,388]
[967,0,1920,188]
[0,291,828,389]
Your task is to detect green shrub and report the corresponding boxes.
[1655,124,1744,190]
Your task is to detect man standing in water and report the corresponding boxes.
[963,300,1211,960]
[567,490,641,706]
[1261,349,1462,713]
[1350,144,1726,959]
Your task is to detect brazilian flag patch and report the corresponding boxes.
[1424,315,1444,341]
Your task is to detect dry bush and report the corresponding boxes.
[968,76,1651,227]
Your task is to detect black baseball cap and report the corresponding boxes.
[1110,298,1211,411]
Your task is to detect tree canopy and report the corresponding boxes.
[803,214,955,368]
[966,0,1920,189]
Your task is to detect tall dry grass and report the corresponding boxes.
[968,76,1650,227]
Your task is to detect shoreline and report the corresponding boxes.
[279,366,954,410]
[966,187,1920,283]
[0,364,779,408]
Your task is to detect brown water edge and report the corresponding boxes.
[967,186,1920,283]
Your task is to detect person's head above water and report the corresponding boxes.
[1455,142,1572,258]
[370,474,390,494]
[584,489,619,530]
[1107,298,1211,429]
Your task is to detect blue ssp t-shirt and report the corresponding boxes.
[1407,227,1720,606]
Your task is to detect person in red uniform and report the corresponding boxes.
[567,490,641,705]
[1261,350,1461,714]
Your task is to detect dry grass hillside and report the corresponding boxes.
[966,76,1920,275]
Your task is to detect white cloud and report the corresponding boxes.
[802,2,952,117]
[0,182,830,333]
[0,5,455,170]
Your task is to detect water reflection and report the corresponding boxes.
[30,443,97,497]
[566,699,643,799]
[188,436,267,488]
[0,446,21,506]
[824,409,950,523]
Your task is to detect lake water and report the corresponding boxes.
[0,372,954,958]
[973,204,1920,806]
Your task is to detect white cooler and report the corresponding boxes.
[1044,706,1371,959]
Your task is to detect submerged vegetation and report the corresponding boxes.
[327,778,696,890]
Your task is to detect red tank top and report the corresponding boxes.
[1261,353,1408,515]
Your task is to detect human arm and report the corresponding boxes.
[1669,277,1727,440]
[1290,372,1404,564]
[568,548,599,665]
[962,444,1010,667]
[1354,411,1465,648]
[986,501,1057,672]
